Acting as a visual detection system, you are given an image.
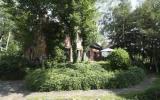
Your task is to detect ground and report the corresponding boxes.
[0,74,157,100]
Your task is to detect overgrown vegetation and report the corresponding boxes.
[25,63,145,91]
[0,55,28,80]
[27,75,160,100]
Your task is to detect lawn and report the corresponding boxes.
[27,94,126,100]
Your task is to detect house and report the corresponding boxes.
[65,34,109,62]
[87,43,103,61]
[64,33,83,62]
[101,48,114,57]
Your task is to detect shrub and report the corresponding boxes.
[93,61,112,71]
[53,46,65,63]
[0,55,28,80]
[137,87,160,100]
[107,67,145,88]
[25,63,145,91]
[126,87,160,100]
[107,48,131,70]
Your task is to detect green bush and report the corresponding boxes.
[25,63,145,91]
[108,48,131,70]
[93,61,112,71]
[126,87,160,100]
[137,87,160,100]
[107,67,145,88]
[0,55,28,80]
[53,46,65,63]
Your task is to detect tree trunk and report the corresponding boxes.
[70,48,73,62]
[72,43,77,63]
[25,15,47,64]
[77,50,81,62]
[82,51,88,62]
[155,59,159,73]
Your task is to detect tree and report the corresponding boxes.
[79,0,98,61]
[0,0,16,51]
[103,0,160,72]
[55,0,98,62]
[1,0,99,64]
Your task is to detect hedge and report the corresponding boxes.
[25,63,145,91]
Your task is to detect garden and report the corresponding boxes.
[0,0,160,100]
[25,49,145,91]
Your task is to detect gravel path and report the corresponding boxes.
[0,75,157,100]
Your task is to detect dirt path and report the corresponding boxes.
[0,75,158,100]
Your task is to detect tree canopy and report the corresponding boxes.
[0,0,99,63]
[103,0,160,72]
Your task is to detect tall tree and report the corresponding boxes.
[79,0,98,61]
[103,0,160,72]
[2,0,99,63]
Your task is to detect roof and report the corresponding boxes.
[90,43,102,50]
[101,48,114,52]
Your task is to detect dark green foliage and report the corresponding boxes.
[136,88,160,100]
[122,88,160,100]
[125,76,160,100]
[52,46,65,63]
[25,63,145,91]
[103,0,160,72]
[0,34,27,80]
[108,48,131,70]
[0,56,28,80]
[107,67,145,88]
[92,61,112,71]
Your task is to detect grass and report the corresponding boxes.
[120,74,160,99]
[27,94,127,100]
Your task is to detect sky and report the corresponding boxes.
[131,0,139,10]
[96,0,145,39]
[131,0,144,10]
[97,0,145,13]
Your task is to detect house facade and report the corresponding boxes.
[64,33,83,62]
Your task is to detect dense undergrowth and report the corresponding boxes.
[25,63,145,91]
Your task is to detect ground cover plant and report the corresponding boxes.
[25,63,145,91]
[122,75,160,100]
[0,55,28,80]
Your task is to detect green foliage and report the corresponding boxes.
[0,55,28,80]
[126,76,160,100]
[108,48,131,70]
[107,67,145,88]
[52,46,65,63]
[1,0,100,64]
[25,63,145,91]
[0,33,26,80]
[136,88,160,100]
[91,61,112,71]
[0,1,16,32]
[103,0,160,72]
